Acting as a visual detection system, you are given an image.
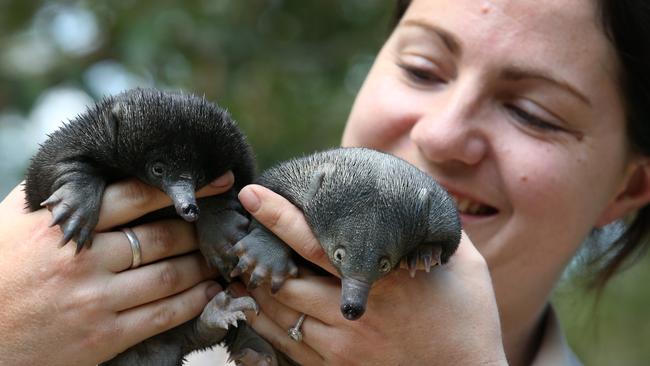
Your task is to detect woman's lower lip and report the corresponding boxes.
[458,212,498,225]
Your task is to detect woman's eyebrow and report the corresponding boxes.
[401,19,462,56]
[400,19,592,107]
[500,66,592,106]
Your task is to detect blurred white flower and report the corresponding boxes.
[44,5,102,57]
[84,60,151,97]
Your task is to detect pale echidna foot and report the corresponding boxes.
[229,348,276,366]
[199,291,258,331]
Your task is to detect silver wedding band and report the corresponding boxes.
[121,227,142,269]
[287,313,306,342]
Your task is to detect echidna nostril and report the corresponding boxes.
[181,203,199,221]
[341,303,365,321]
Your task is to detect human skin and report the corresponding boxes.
[235,188,507,365]
[0,173,233,366]
[4,0,649,364]
[237,0,650,365]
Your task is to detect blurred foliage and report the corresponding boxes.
[555,253,650,366]
[0,1,648,365]
[0,0,391,173]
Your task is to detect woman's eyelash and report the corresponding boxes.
[505,104,562,132]
[395,61,567,134]
[397,63,445,84]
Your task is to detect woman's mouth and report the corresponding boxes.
[450,194,498,217]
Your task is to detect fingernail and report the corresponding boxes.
[238,186,261,213]
[209,172,233,187]
[206,282,222,299]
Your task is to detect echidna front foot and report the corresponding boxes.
[42,178,105,253]
[196,196,250,279]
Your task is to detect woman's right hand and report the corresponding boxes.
[0,173,233,366]
[236,184,508,366]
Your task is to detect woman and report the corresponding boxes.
[229,0,650,364]
[1,0,648,365]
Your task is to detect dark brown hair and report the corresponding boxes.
[392,0,650,288]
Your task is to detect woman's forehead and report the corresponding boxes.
[397,0,621,116]
[400,0,607,59]
[404,0,597,22]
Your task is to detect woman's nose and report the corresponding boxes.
[410,88,488,166]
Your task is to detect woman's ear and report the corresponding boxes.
[596,158,650,227]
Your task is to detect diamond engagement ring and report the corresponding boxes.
[287,313,306,342]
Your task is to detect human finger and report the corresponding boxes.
[249,307,325,365]
[111,280,222,354]
[108,252,216,311]
[238,184,335,274]
[91,219,200,273]
[96,172,234,231]
[251,276,342,326]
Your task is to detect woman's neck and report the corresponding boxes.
[491,262,564,366]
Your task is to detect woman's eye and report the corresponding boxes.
[398,63,445,84]
[396,53,446,85]
[505,104,563,132]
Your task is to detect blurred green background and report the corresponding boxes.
[0,1,647,364]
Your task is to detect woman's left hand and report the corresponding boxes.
[236,184,508,366]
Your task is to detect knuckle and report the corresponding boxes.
[262,205,285,230]
[328,341,353,363]
[106,321,124,340]
[85,321,122,350]
[120,180,157,210]
[146,222,176,256]
[74,289,101,308]
[157,262,182,289]
[82,328,105,349]
[49,253,86,281]
[302,238,327,262]
[150,304,177,330]
[60,287,103,316]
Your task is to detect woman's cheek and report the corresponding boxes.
[504,144,600,246]
[344,65,425,150]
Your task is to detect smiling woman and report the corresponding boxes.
[1,1,649,365]
[236,0,650,365]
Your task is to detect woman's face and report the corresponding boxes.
[343,0,632,274]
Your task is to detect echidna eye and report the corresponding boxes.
[379,258,391,273]
[151,163,165,177]
[334,248,346,262]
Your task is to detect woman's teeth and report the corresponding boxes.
[452,195,495,215]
